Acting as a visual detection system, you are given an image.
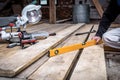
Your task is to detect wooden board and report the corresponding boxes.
[70,45,107,80]
[70,25,107,80]
[0,23,85,77]
[104,46,120,52]
[56,18,72,23]
[16,54,49,79]
[49,0,56,23]
[27,23,72,33]
[28,24,93,80]
[0,77,25,80]
[92,0,103,18]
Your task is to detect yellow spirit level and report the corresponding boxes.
[49,40,102,57]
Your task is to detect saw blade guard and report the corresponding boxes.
[21,4,42,24]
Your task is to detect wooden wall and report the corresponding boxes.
[0,0,29,16]
[41,0,73,20]
[56,0,73,20]
[1,0,120,23]
[39,0,108,20]
[0,0,107,19]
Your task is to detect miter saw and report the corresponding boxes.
[0,4,56,48]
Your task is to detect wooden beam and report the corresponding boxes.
[92,0,103,18]
[28,24,93,80]
[56,18,72,23]
[104,46,120,52]
[70,25,107,80]
[0,23,85,77]
[49,0,56,24]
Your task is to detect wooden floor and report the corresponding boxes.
[0,23,108,80]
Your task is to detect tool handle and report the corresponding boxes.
[75,30,96,36]
[83,25,94,44]
[7,43,20,48]
[21,39,37,44]
[49,33,56,36]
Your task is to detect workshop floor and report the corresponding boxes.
[0,22,119,80]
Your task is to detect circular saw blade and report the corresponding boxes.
[22,4,42,24]
[27,9,42,24]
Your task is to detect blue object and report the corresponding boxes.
[31,0,37,4]
[117,0,120,6]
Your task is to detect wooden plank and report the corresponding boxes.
[110,24,120,28]
[92,0,103,18]
[70,25,107,80]
[27,23,72,33]
[49,0,56,24]
[0,77,25,80]
[70,45,107,80]
[56,18,72,23]
[104,46,120,52]
[28,24,93,80]
[16,54,49,79]
[0,23,85,77]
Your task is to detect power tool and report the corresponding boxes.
[0,4,56,48]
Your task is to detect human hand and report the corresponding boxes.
[92,36,101,43]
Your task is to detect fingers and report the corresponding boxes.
[92,36,101,43]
